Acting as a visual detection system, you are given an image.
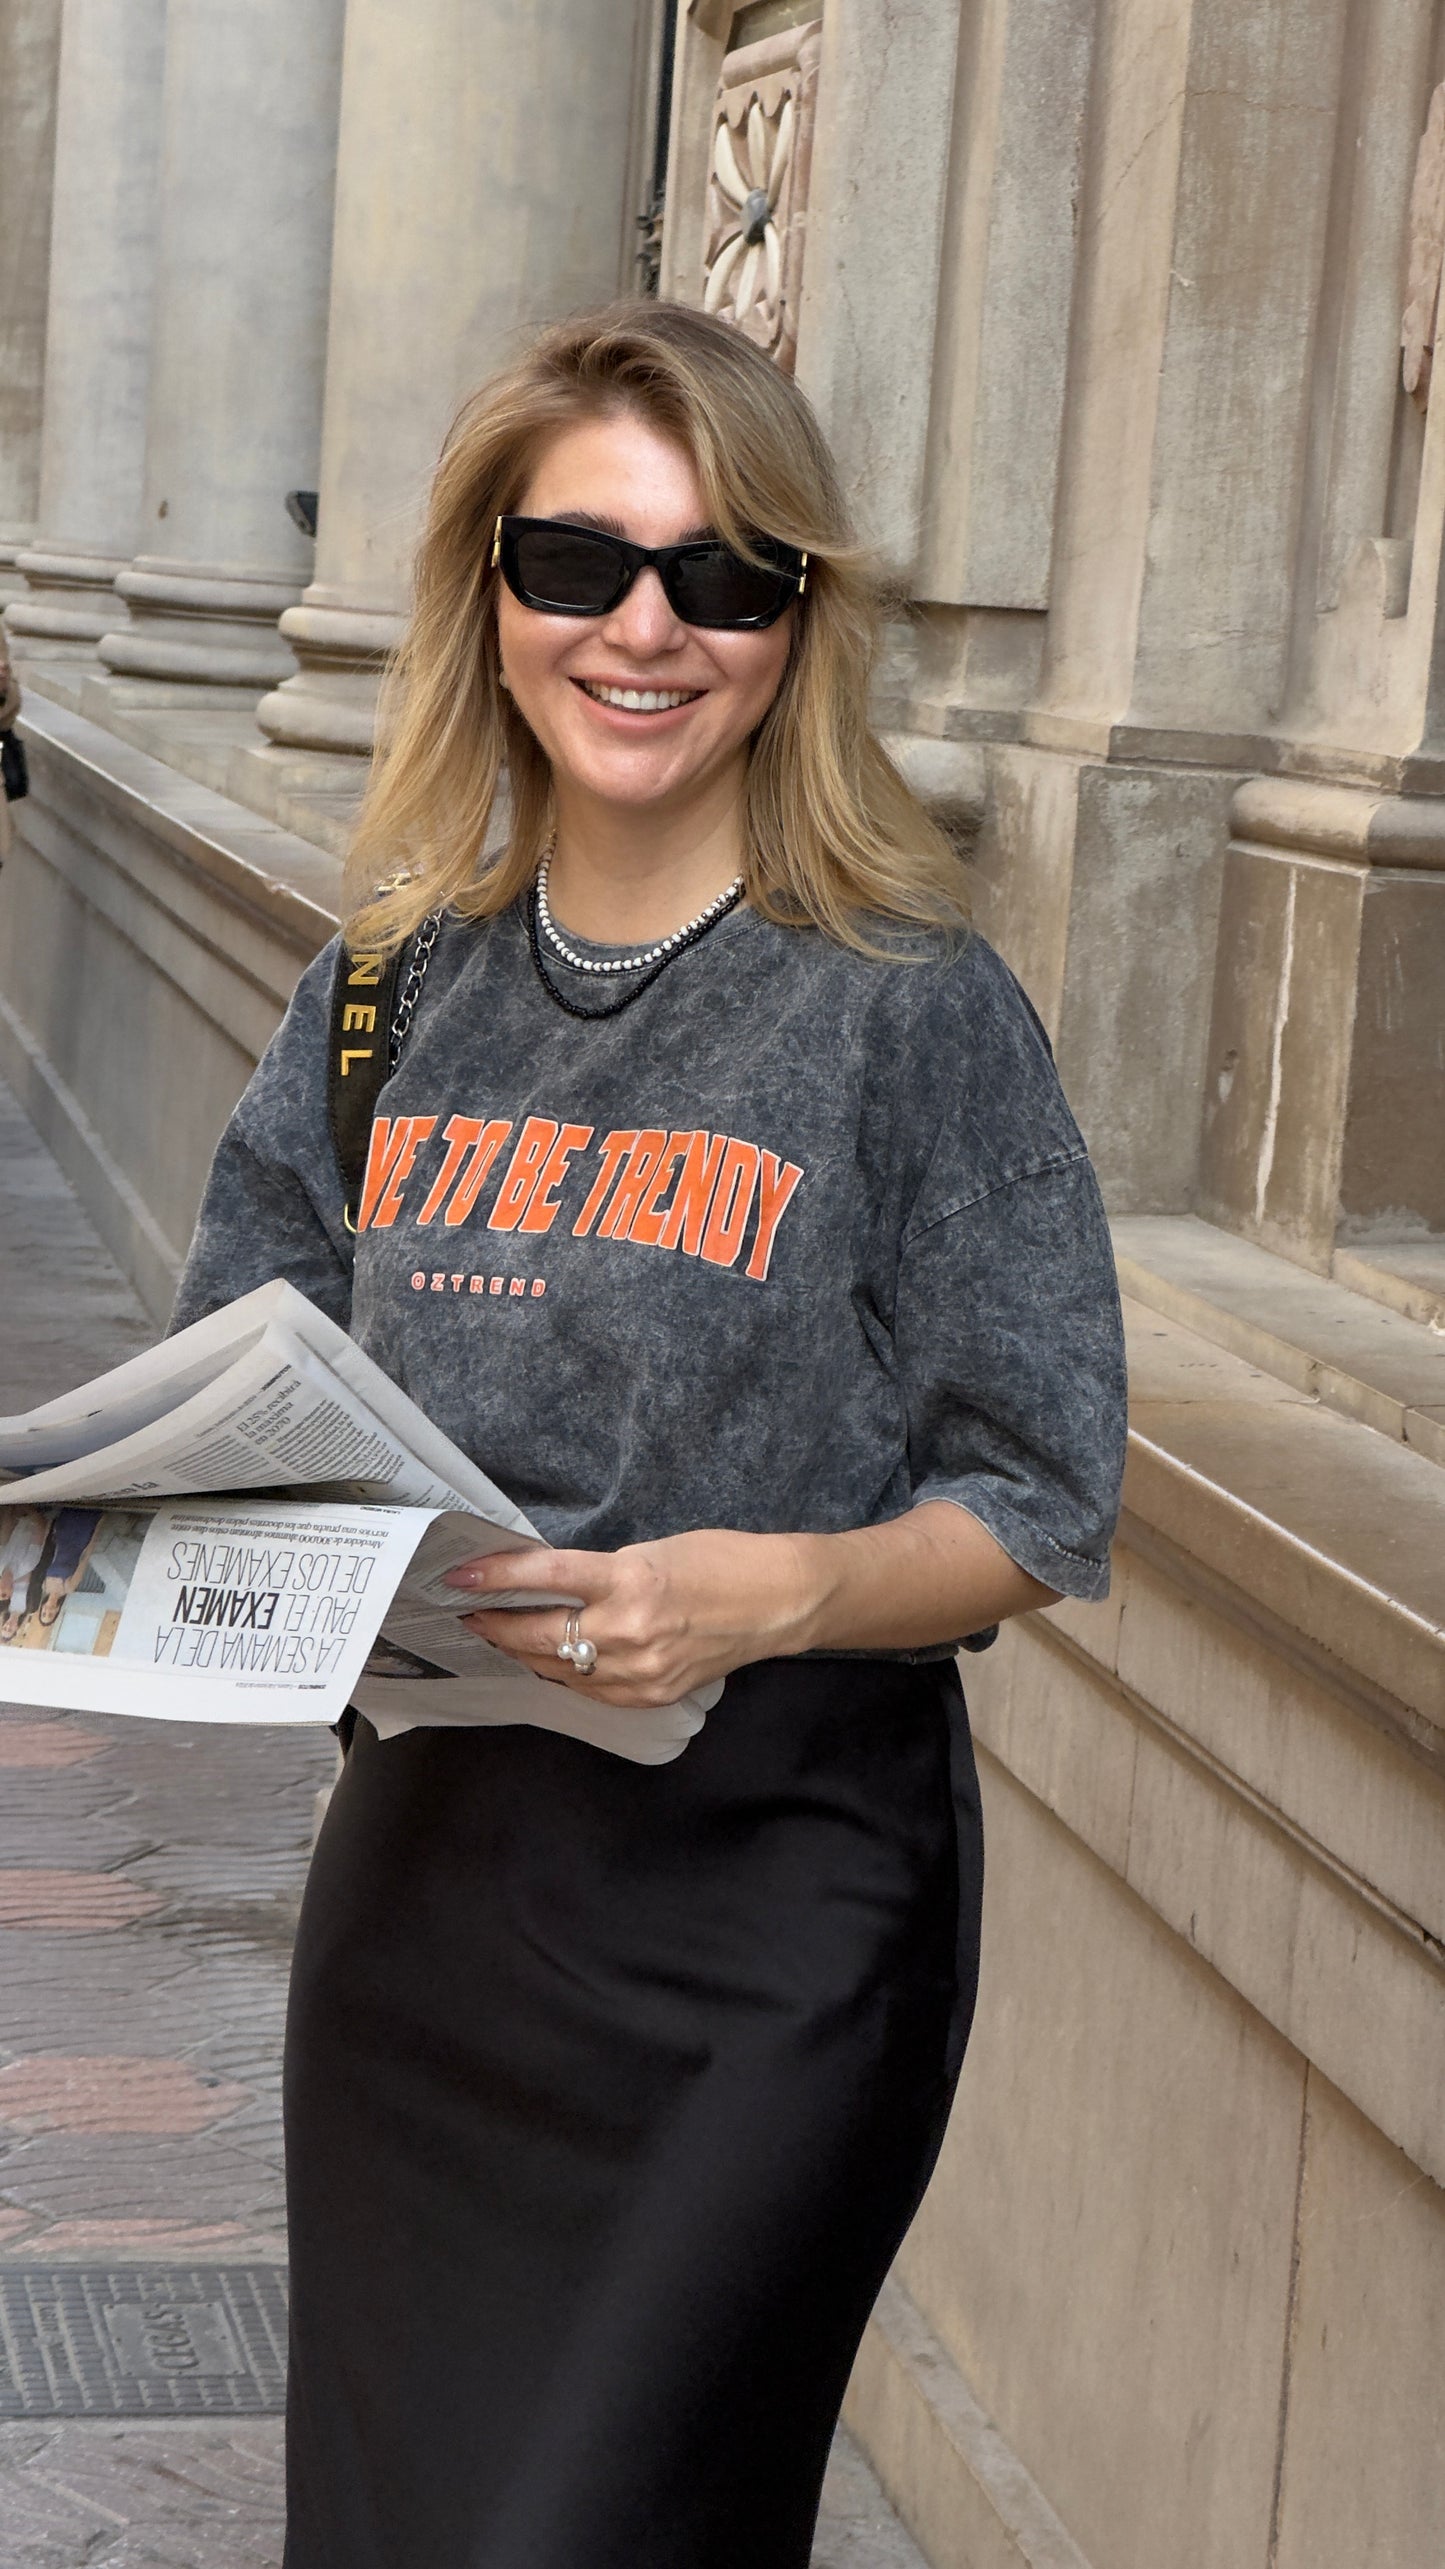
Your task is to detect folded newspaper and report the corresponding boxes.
[0,1280,715,1764]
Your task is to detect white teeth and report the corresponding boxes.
[582,681,697,711]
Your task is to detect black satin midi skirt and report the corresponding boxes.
[281,1655,984,2569]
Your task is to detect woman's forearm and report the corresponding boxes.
[785,1501,1057,1654]
[451,1503,1058,1706]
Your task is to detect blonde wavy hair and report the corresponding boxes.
[346,299,968,956]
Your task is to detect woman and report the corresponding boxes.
[0,1506,49,1643]
[174,301,1126,2569]
[35,1505,102,1633]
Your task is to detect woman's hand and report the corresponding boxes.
[445,1529,817,1707]
[443,1504,1058,1707]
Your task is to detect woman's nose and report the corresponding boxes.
[601,566,685,655]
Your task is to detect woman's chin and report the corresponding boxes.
[552,740,729,818]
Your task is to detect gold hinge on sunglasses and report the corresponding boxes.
[798,551,809,595]
[491,515,502,569]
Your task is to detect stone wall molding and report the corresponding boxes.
[1231,773,1445,870]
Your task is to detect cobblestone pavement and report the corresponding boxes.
[0,1076,926,2568]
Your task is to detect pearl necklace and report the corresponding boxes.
[535,854,745,976]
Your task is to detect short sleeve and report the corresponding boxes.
[169,938,354,1334]
[893,1148,1126,1600]
[879,936,1127,1601]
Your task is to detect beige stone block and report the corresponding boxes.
[958,1619,1015,1739]
[1054,764,1235,1210]
[969,744,1080,1038]
[1339,870,1445,1239]
[901,1756,1301,2569]
[1121,1705,1445,2190]
[968,1621,1137,1880]
[1116,1550,1445,1947]
[1038,1562,1126,1677]
[1200,843,1364,1270]
[1122,1716,1304,2019]
[1288,1859,1445,2194]
[1272,2076,1445,2569]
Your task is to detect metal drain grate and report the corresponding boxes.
[0,2267,288,2417]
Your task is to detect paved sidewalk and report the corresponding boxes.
[0,1076,329,2562]
[0,1075,927,2568]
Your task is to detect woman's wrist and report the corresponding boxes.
[774,1530,846,1658]
[770,1507,1056,1661]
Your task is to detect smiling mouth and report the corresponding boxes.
[576,680,704,713]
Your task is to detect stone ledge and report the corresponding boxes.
[1122,1298,1445,1744]
[1114,1215,1445,1464]
[15,691,342,959]
[844,2277,1093,2569]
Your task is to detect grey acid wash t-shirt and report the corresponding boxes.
[173,901,1126,1602]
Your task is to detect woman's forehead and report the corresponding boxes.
[518,412,712,546]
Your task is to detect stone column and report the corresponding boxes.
[94,0,346,689]
[258,0,656,756]
[6,0,167,657]
[0,0,64,604]
[4,0,166,659]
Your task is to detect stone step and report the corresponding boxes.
[1113,1216,1445,1467]
[1332,1240,1445,1335]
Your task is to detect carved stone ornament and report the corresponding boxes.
[1403,81,1445,407]
[703,19,822,373]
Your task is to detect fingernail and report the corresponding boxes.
[443,1567,485,1588]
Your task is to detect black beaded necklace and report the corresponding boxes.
[524,869,746,1022]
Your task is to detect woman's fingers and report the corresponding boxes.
[474,1641,683,1710]
[460,1603,576,1658]
[443,1545,615,1602]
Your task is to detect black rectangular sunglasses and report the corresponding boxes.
[493,514,807,631]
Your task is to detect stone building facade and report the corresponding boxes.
[2,3,1444,2563]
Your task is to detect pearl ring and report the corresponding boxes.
[557,1611,598,1677]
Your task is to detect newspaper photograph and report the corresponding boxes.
[0,1496,436,1724]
